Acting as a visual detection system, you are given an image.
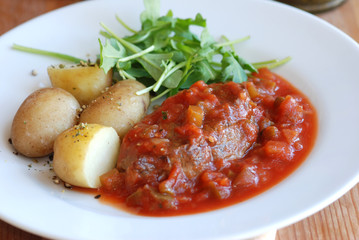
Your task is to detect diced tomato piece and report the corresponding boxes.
[233,165,259,188]
[127,185,177,210]
[200,171,231,199]
[276,95,304,124]
[252,67,276,81]
[262,126,279,141]
[246,81,259,99]
[186,105,204,127]
[282,129,300,144]
[158,163,188,195]
[100,168,124,192]
[263,140,293,160]
[174,123,202,141]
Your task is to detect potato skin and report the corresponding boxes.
[11,88,80,157]
[79,80,150,138]
[48,64,113,106]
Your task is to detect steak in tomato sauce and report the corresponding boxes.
[100,68,317,216]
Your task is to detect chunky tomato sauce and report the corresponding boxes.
[99,68,317,216]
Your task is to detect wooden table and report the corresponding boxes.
[0,0,358,239]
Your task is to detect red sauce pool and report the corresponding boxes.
[95,68,317,216]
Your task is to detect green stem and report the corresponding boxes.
[119,69,136,80]
[166,61,186,76]
[266,56,292,69]
[117,45,155,62]
[153,60,176,92]
[136,85,154,95]
[252,57,292,69]
[215,35,250,48]
[101,22,125,43]
[101,22,164,74]
[151,88,171,102]
[252,59,278,68]
[116,15,137,34]
[220,35,235,51]
[12,44,85,63]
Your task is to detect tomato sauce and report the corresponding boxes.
[99,68,317,216]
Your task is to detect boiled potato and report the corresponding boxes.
[11,88,80,157]
[48,64,112,106]
[53,123,120,188]
[79,80,150,138]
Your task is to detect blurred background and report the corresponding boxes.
[277,0,346,12]
[0,0,358,240]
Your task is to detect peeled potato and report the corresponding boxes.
[79,80,150,138]
[48,64,112,106]
[11,87,80,157]
[53,123,120,188]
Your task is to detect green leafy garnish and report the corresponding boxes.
[12,0,290,101]
[221,51,248,84]
[99,0,268,99]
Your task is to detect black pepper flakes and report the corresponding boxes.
[94,194,101,199]
[8,138,12,145]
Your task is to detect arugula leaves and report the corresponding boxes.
[99,0,258,98]
[12,0,291,100]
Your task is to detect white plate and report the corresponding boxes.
[1,0,359,239]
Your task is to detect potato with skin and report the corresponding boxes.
[11,88,80,157]
[48,64,113,106]
[53,123,120,188]
[79,80,150,138]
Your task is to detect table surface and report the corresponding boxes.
[1,0,358,239]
